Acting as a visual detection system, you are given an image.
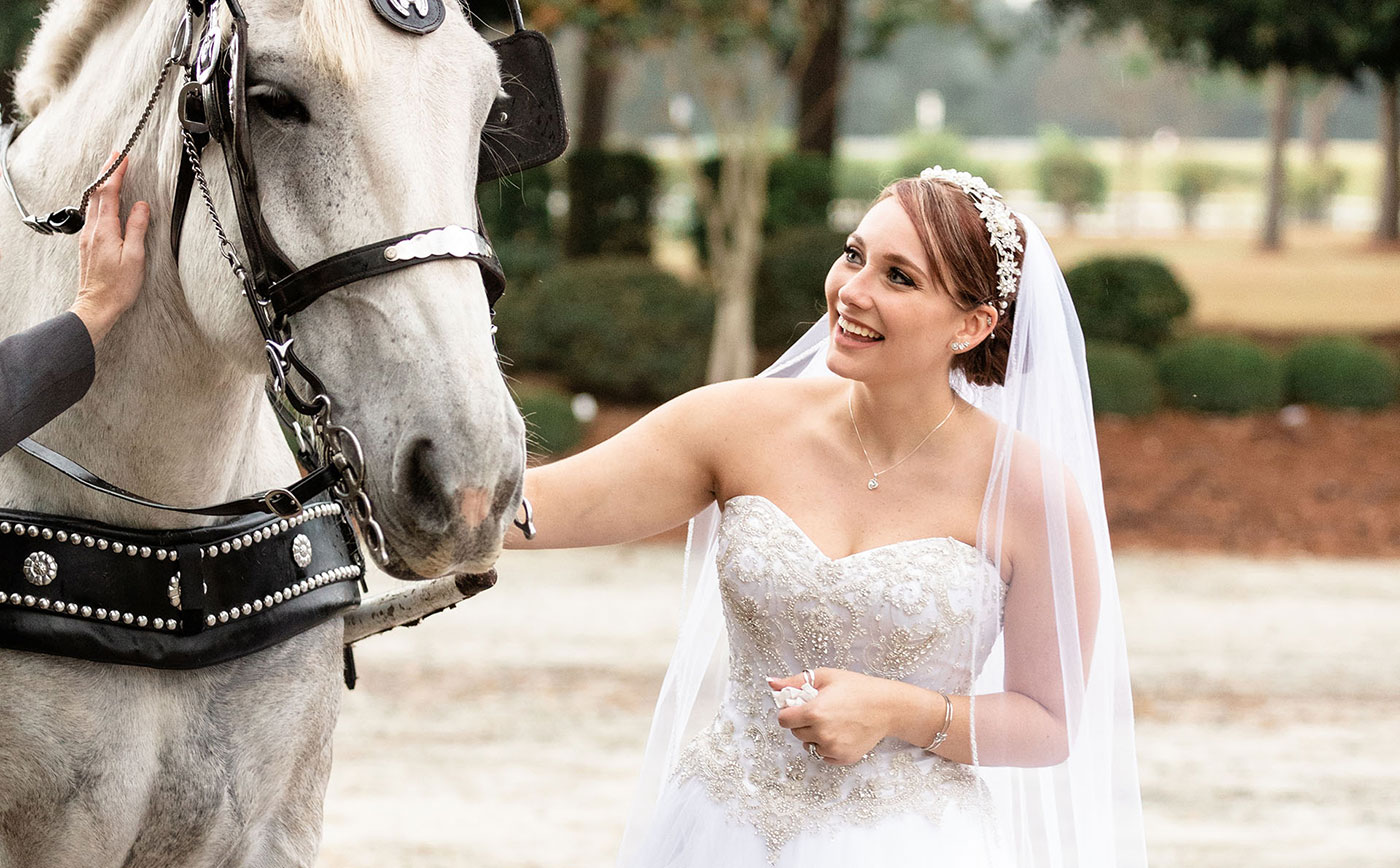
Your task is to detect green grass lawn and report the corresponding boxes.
[1047,227,1400,335]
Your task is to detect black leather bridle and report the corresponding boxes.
[0,0,567,563]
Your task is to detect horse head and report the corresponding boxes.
[10,0,526,579]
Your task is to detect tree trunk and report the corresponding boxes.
[1304,79,1341,167]
[703,140,771,383]
[1377,74,1400,244]
[1261,67,1294,251]
[793,0,846,157]
[575,25,618,151]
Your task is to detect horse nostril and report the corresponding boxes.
[398,437,453,530]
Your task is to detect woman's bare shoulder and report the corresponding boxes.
[672,376,840,424]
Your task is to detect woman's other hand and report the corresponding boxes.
[71,152,150,346]
[769,668,900,765]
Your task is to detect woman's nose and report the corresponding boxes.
[836,268,874,309]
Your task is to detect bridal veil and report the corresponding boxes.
[619,212,1148,866]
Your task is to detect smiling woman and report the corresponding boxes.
[506,167,1145,867]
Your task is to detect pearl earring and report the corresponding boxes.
[950,341,969,352]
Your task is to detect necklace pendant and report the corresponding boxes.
[867,477,879,490]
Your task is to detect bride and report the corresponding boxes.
[505,167,1147,866]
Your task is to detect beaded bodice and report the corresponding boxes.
[673,495,1009,860]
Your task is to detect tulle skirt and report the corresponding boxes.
[629,774,1013,868]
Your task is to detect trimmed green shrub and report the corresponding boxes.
[1085,341,1161,417]
[755,225,845,350]
[1289,164,1346,224]
[1064,256,1191,351]
[564,149,657,257]
[479,165,554,241]
[1170,160,1226,231]
[491,239,562,370]
[515,256,712,402]
[1034,128,1107,231]
[1285,337,1398,409]
[1158,336,1285,413]
[514,385,583,456]
[768,153,834,232]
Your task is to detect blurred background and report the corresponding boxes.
[3,0,1396,865]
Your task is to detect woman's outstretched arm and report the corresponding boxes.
[505,379,746,550]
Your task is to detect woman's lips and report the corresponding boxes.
[836,314,884,346]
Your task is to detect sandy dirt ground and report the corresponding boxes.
[318,545,1400,868]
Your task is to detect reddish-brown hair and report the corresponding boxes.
[874,177,1025,386]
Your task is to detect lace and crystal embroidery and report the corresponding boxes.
[671,495,1008,862]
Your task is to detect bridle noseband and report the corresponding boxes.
[0,0,567,564]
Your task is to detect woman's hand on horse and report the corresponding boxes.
[72,152,150,346]
[770,668,898,765]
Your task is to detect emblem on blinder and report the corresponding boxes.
[369,0,446,34]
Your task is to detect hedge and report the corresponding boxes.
[564,149,657,257]
[1157,335,1284,413]
[1285,337,1398,409]
[1064,255,1191,351]
[1085,341,1161,417]
[479,165,554,242]
[498,256,711,402]
[755,225,845,350]
[513,385,583,456]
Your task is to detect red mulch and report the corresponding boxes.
[555,406,1400,558]
[1096,408,1400,557]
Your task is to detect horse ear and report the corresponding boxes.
[13,0,138,118]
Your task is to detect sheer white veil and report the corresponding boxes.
[618,212,1148,866]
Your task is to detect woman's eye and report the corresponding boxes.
[249,85,310,125]
[888,268,913,286]
[843,245,861,264]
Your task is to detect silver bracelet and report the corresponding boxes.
[922,691,953,753]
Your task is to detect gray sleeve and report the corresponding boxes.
[0,311,97,455]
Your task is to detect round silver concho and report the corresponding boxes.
[291,534,313,569]
[23,551,58,586]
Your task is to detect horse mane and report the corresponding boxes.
[14,0,372,118]
[13,0,134,117]
[297,0,374,87]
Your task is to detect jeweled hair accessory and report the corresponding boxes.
[918,165,1023,311]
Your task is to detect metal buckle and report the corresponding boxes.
[513,496,536,540]
[262,489,303,517]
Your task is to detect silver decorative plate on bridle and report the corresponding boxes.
[23,551,58,586]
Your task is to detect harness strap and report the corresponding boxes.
[264,221,505,319]
[14,438,335,518]
[169,125,207,262]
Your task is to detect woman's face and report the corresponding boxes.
[823,195,970,384]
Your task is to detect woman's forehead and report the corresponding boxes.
[853,196,930,269]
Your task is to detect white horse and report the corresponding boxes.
[0,0,523,864]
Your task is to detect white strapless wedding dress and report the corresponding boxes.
[630,495,1013,867]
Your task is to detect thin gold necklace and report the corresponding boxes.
[847,389,956,491]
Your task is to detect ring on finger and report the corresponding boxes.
[806,742,824,761]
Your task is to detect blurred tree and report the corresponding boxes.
[1043,0,1355,250]
[522,0,658,151]
[791,0,994,156]
[1034,126,1108,232]
[1170,159,1227,231]
[1349,0,1400,243]
[1302,78,1342,168]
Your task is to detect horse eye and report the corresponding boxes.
[248,83,310,125]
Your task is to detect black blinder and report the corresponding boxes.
[477,28,569,185]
